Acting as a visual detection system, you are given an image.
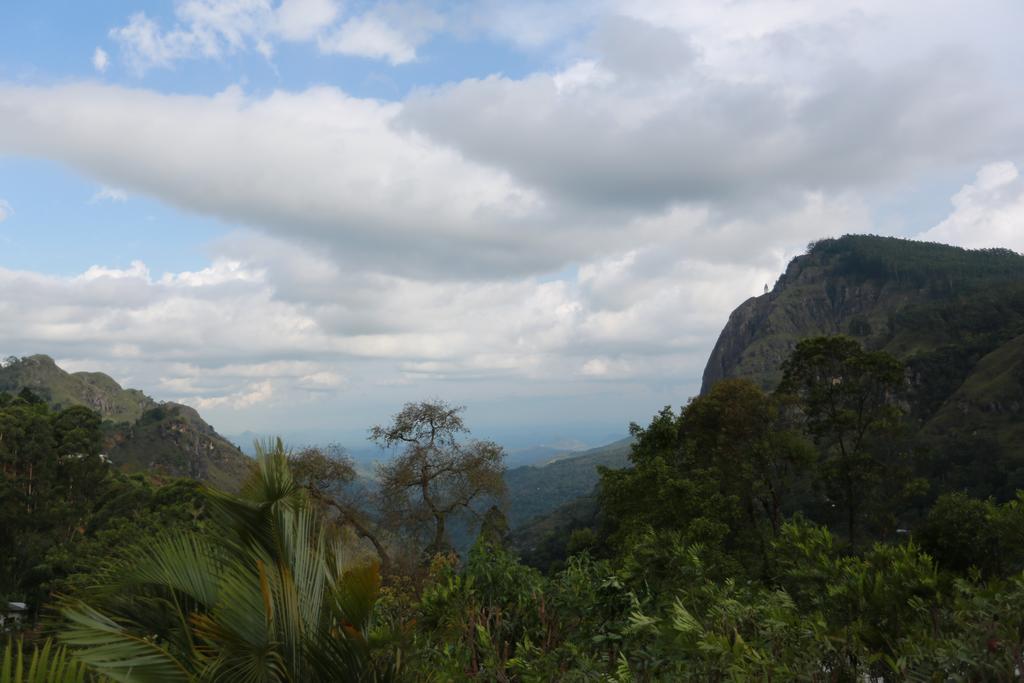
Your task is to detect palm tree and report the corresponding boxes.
[58,439,401,682]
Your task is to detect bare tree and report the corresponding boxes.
[288,442,393,575]
[371,400,506,561]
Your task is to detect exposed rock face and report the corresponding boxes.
[0,355,251,490]
[701,235,1024,394]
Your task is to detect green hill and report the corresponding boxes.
[0,355,251,489]
[504,436,632,528]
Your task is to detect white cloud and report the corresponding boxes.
[92,47,109,73]
[110,12,209,72]
[108,0,435,71]
[318,14,417,64]
[5,0,1024,436]
[191,380,274,409]
[552,60,615,94]
[0,200,11,223]
[918,162,1024,253]
[90,186,128,203]
[78,260,150,282]
[274,0,339,41]
[0,82,555,278]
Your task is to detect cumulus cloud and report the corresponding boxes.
[4,0,1024,435]
[918,162,1024,253]
[1,13,1016,278]
[0,199,11,222]
[191,380,274,409]
[0,181,827,423]
[0,82,567,278]
[401,47,1016,211]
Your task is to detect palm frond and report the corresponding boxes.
[60,603,191,683]
[1,639,93,683]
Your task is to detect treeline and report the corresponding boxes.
[806,234,1024,288]
[4,337,1024,680]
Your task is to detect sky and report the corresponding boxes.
[1,0,1023,448]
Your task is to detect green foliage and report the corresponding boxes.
[0,639,97,683]
[0,399,108,611]
[0,355,252,490]
[0,355,154,425]
[917,491,1024,577]
[600,380,813,579]
[503,438,632,528]
[809,234,1024,288]
[57,439,401,682]
[778,336,910,543]
[6,378,1024,680]
[373,400,506,563]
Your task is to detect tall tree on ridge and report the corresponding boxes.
[372,400,506,562]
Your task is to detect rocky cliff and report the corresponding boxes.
[701,235,1024,394]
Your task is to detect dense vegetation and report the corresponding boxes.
[807,234,1024,288]
[0,391,204,619]
[5,333,1024,680]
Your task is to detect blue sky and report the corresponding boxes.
[1,0,1023,448]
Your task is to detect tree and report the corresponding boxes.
[681,379,815,538]
[289,443,394,576]
[600,381,813,578]
[0,400,108,614]
[917,491,1024,577]
[371,401,506,562]
[778,336,906,544]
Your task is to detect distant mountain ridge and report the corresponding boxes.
[504,436,633,528]
[0,354,251,489]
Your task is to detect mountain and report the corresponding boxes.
[504,436,632,527]
[0,355,251,489]
[0,354,156,422]
[445,436,632,556]
[702,234,1024,496]
[702,235,1024,394]
[508,235,1024,567]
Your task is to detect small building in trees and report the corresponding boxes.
[1,602,28,632]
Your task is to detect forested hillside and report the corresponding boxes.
[0,355,251,489]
